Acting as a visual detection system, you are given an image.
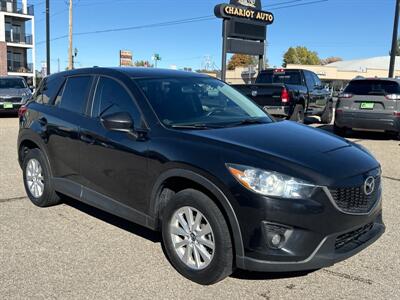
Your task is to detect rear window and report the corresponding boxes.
[256,70,302,85]
[344,80,400,95]
[57,76,92,114]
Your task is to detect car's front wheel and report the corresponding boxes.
[161,189,233,285]
[22,148,61,207]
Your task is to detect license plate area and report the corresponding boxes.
[3,102,13,109]
[360,102,374,110]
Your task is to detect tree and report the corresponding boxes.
[321,56,343,65]
[134,60,153,67]
[283,46,321,67]
[227,54,257,70]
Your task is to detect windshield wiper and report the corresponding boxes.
[232,118,268,127]
[170,123,211,130]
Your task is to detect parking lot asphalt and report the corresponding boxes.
[0,116,399,299]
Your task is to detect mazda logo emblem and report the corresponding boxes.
[364,176,375,196]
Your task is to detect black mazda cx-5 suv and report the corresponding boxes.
[18,68,384,285]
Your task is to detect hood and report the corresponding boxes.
[0,88,29,97]
[190,121,379,183]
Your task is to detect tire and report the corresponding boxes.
[161,189,233,285]
[321,101,333,124]
[289,104,304,123]
[22,148,61,207]
[333,124,347,137]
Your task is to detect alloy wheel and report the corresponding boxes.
[26,158,45,198]
[170,206,215,270]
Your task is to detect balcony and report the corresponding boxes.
[0,1,34,16]
[5,31,32,45]
[7,61,33,73]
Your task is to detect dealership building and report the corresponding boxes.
[0,0,35,85]
[226,56,400,88]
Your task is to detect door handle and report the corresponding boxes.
[80,134,95,144]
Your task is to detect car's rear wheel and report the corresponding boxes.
[22,148,61,207]
[321,101,333,124]
[161,189,233,285]
[289,104,304,123]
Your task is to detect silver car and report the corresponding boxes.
[0,76,32,114]
[334,78,400,138]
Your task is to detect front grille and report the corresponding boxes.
[0,97,22,103]
[329,176,381,214]
[335,223,373,249]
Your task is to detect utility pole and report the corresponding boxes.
[45,0,50,75]
[68,0,73,70]
[389,0,400,78]
[57,58,60,73]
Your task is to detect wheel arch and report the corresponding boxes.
[149,168,245,257]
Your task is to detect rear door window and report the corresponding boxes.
[344,80,400,95]
[57,76,93,114]
[304,71,315,89]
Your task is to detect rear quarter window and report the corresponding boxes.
[344,80,400,95]
[35,77,65,105]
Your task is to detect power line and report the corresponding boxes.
[36,0,328,45]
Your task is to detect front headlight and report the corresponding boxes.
[227,164,317,199]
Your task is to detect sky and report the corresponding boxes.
[29,0,398,72]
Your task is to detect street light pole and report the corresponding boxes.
[45,0,50,75]
[68,0,73,70]
[389,0,400,78]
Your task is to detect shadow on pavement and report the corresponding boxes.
[62,196,162,243]
[0,112,18,118]
[231,268,316,281]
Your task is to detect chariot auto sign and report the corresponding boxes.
[214,0,274,81]
[214,1,274,25]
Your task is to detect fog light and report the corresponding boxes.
[262,222,292,250]
[271,233,283,247]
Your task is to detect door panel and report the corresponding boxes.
[80,76,149,213]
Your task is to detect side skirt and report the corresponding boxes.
[52,178,157,230]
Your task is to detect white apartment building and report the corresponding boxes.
[0,0,35,85]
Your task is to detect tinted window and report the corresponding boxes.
[36,77,65,104]
[0,78,26,89]
[92,77,141,126]
[312,73,322,87]
[304,71,315,89]
[256,70,302,85]
[344,80,400,95]
[136,77,270,126]
[58,76,92,114]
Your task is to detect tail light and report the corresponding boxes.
[339,93,353,99]
[394,112,400,117]
[281,88,290,103]
[18,105,28,118]
[385,94,400,100]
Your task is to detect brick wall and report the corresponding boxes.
[0,42,7,76]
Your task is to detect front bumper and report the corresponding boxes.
[231,172,385,272]
[335,110,400,133]
[236,213,384,272]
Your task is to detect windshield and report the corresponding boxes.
[256,70,302,85]
[344,80,400,95]
[0,78,27,89]
[135,77,271,127]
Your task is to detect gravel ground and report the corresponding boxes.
[0,116,399,299]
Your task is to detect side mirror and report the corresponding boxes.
[101,112,134,133]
